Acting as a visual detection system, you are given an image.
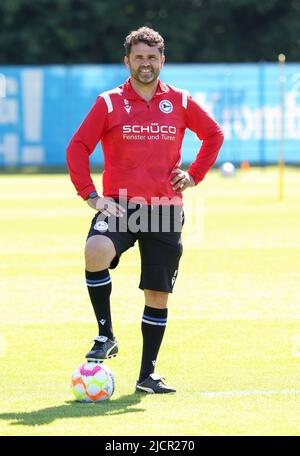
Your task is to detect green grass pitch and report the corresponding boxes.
[0,167,300,436]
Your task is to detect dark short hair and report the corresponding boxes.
[124,26,165,56]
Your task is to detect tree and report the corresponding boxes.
[0,0,299,64]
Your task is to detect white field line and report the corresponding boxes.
[196,390,300,398]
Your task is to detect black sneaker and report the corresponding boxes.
[85,335,118,362]
[136,373,176,394]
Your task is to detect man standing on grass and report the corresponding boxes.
[67,26,223,394]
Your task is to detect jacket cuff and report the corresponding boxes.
[78,185,97,200]
[187,169,203,186]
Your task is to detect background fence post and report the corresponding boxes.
[259,62,266,166]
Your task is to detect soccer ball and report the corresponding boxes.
[71,362,115,402]
[220,162,235,177]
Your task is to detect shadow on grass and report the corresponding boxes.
[0,393,145,427]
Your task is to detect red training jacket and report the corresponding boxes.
[66,78,224,205]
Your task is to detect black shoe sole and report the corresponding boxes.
[86,353,118,363]
[135,385,176,394]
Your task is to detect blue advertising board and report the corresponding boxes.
[0,63,300,166]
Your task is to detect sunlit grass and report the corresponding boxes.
[0,167,299,435]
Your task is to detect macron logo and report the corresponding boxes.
[124,99,131,114]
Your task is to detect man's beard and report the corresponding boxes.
[132,66,160,84]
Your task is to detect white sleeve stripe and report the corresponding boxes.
[182,90,189,109]
[100,92,113,113]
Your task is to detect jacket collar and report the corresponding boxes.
[123,78,169,100]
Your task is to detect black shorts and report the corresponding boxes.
[86,200,184,293]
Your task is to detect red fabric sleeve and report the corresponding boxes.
[66,96,108,200]
[185,96,224,185]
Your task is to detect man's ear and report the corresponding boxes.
[124,55,129,68]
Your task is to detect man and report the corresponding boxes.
[66,26,224,394]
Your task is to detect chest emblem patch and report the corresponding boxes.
[159,100,173,113]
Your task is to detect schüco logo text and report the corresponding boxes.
[123,124,176,134]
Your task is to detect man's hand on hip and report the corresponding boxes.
[87,196,125,217]
[170,168,195,193]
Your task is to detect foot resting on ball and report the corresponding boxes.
[86,335,118,362]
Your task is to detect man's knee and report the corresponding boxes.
[85,236,116,271]
[144,289,169,308]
